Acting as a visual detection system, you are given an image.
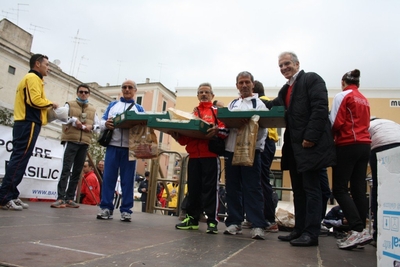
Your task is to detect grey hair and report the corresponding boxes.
[236,71,254,83]
[279,51,299,64]
[198,82,213,94]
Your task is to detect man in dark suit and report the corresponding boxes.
[263,52,336,246]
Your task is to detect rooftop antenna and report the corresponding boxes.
[69,30,89,77]
[1,10,15,20]
[117,60,124,84]
[29,23,49,36]
[11,3,28,25]
[76,55,88,78]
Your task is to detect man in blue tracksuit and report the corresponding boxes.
[96,80,144,222]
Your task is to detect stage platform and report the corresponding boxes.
[0,200,377,267]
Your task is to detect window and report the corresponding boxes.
[136,96,142,105]
[162,100,167,111]
[8,66,16,75]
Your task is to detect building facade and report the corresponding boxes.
[0,18,177,179]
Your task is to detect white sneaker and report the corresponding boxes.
[120,212,132,222]
[96,208,113,220]
[13,199,29,209]
[358,229,373,246]
[337,230,362,249]
[336,232,350,245]
[2,200,23,211]
[251,227,265,240]
[224,224,242,235]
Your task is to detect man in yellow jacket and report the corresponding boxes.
[0,54,58,210]
[162,175,187,216]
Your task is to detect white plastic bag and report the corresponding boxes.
[47,107,68,123]
[276,208,295,230]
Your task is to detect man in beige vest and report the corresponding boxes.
[51,84,99,208]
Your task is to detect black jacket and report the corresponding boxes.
[264,70,336,172]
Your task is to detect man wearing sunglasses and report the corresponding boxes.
[0,54,58,211]
[51,84,100,208]
[97,80,145,222]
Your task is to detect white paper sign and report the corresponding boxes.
[377,146,400,266]
[0,124,63,199]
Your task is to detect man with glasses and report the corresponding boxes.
[97,80,144,222]
[51,84,99,208]
[172,82,228,234]
[0,54,58,210]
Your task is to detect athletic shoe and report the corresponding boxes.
[265,222,279,233]
[175,214,199,230]
[251,228,265,240]
[358,229,373,246]
[337,230,362,249]
[224,224,242,235]
[97,208,113,220]
[1,200,23,211]
[13,198,29,209]
[206,222,218,234]
[65,200,79,208]
[50,200,66,208]
[336,231,351,245]
[120,212,132,222]
[241,221,252,229]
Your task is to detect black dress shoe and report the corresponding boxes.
[290,234,318,247]
[278,231,301,242]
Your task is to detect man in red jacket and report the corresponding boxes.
[171,82,228,234]
[80,161,100,205]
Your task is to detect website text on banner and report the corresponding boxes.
[0,125,62,199]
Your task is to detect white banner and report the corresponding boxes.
[377,146,400,266]
[0,124,63,199]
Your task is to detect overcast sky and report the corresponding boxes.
[2,0,399,91]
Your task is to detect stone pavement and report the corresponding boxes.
[0,201,377,267]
